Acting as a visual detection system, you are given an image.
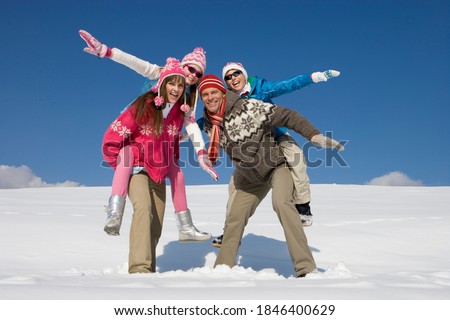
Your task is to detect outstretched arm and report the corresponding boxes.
[79,30,161,80]
[251,99,344,150]
[256,69,340,101]
[272,103,344,150]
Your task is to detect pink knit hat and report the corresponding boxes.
[181,47,207,74]
[151,57,186,107]
[222,62,248,82]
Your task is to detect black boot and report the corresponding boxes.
[295,202,313,227]
[212,234,223,247]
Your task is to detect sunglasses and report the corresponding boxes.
[186,65,203,78]
[224,70,242,81]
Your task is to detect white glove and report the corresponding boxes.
[311,134,345,151]
[311,70,340,83]
[198,152,219,181]
[79,30,109,58]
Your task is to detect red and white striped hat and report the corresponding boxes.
[198,74,226,95]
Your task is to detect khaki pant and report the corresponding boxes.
[214,167,316,277]
[127,172,166,273]
[225,134,311,207]
[276,134,311,204]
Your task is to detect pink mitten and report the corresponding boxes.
[79,30,110,58]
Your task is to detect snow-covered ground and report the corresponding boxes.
[1,183,449,302]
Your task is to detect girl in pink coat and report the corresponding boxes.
[80,31,217,241]
[102,58,197,273]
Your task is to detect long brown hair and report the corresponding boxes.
[131,75,186,137]
[186,84,197,111]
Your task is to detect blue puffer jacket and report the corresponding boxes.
[245,74,313,137]
[197,73,314,137]
[246,74,312,102]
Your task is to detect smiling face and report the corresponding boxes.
[201,87,225,115]
[183,64,203,86]
[164,76,186,104]
[224,69,246,92]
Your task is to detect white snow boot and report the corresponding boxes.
[104,195,126,236]
[175,209,211,242]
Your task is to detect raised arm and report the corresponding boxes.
[250,98,344,150]
[79,30,161,80]
[254,70,340,101]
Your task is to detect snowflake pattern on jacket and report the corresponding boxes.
[204,91,319,182]
[102,102,184,183]
[224,98,274,143]
[111,120,132,138]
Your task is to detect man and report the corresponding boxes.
[198,75,344,277]
[208,63,339,247]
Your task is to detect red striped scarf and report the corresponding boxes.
[207,96,227,165]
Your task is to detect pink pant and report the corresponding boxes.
[111,146,188,213]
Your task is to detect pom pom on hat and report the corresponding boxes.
[154,96,164,107]
[222,62,248,82]
[198,74,226,95]
[181,47,207,74]
[180,103,190,113]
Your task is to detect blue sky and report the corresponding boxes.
[1,0,449,188]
